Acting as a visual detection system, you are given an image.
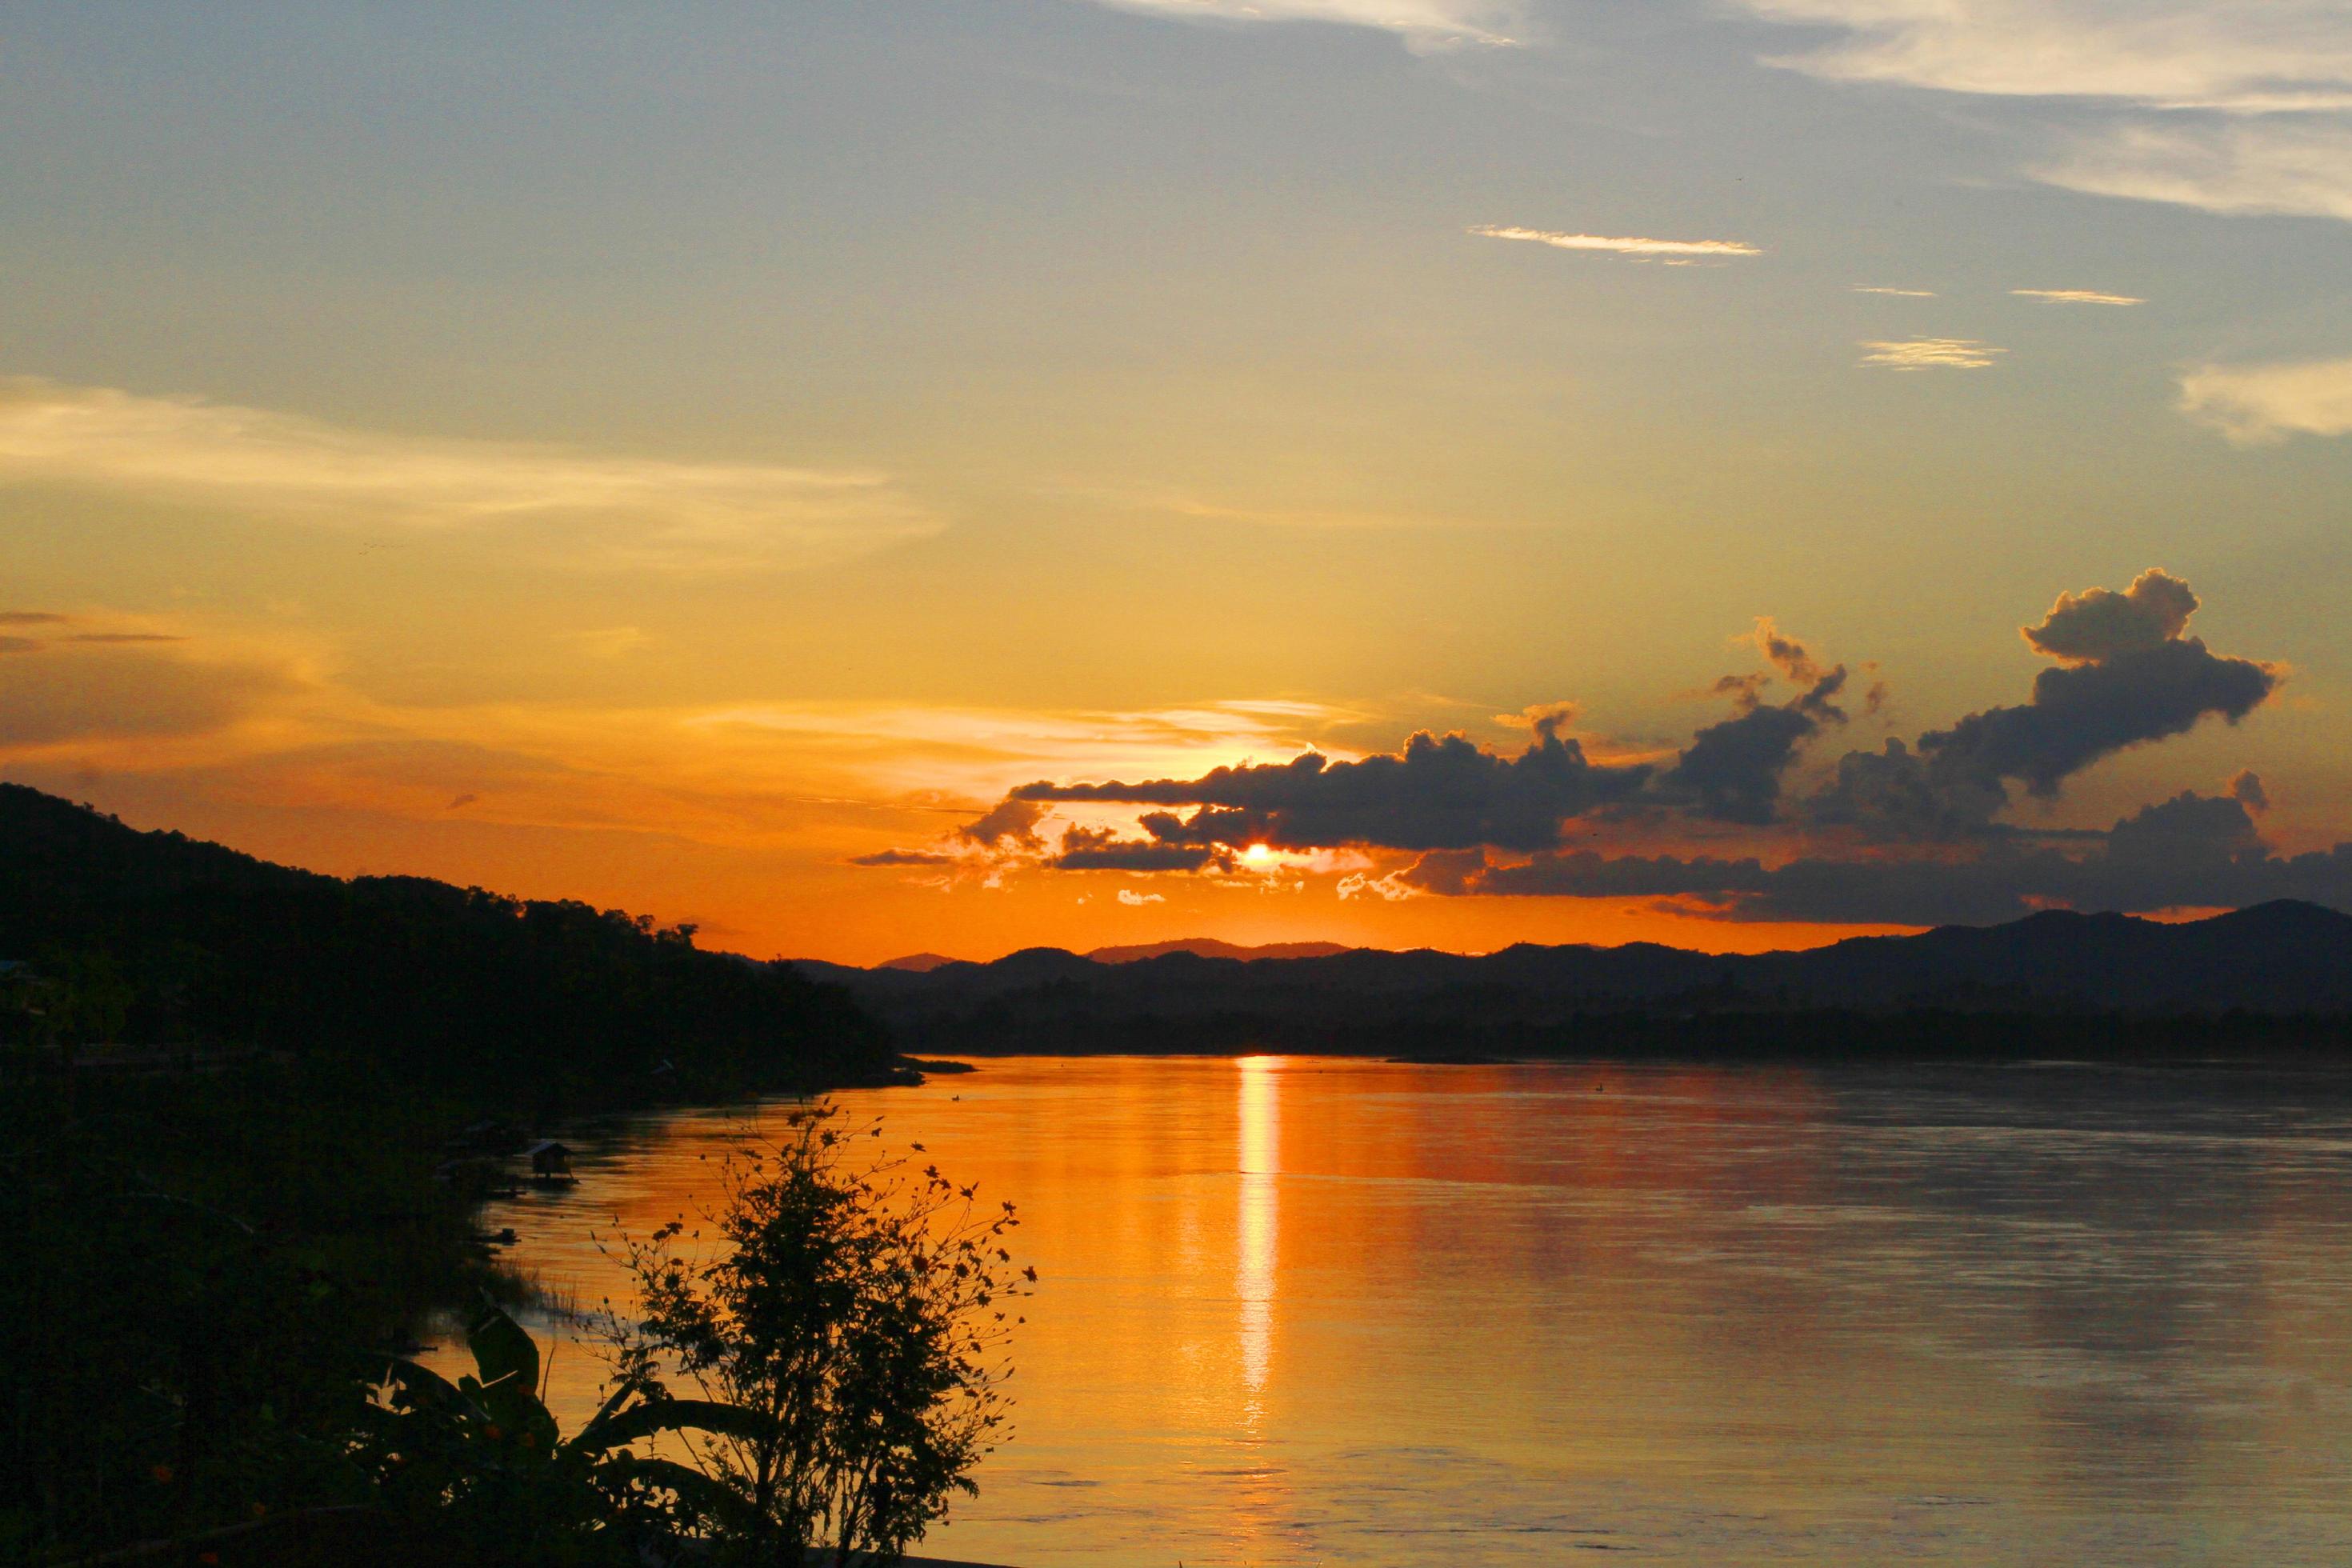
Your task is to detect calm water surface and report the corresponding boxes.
[462,1055,2352,1564]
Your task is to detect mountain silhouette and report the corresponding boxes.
[794,902,2352,1055]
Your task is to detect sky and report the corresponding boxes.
[3,0,2351,962]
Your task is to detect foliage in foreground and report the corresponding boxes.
[611,1105,1030,1565]
[3,1073,1026,1567]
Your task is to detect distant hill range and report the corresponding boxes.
[798,903,2352,1057]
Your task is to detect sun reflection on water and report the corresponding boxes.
[1236,1054,1282,1419]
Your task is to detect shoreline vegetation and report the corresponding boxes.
[0,786,948,1565]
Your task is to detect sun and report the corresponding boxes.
[1243,843,1274,866]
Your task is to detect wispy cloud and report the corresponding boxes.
[1732,1,2352,220]
[1115,888,1166,906]
[1469,226,1762,258]
[1854,286,1937,297]
[2012,287,2145,306]
[2178,357,2352,444]
[1086,0,1518,48]
[2034,122,2352,222]
[1734,0,2352,113]
[1858,338,2004,370]
[0,378,940,574]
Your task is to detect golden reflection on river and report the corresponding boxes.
[468,1056,2352,1565]
[1236,1054,1278,1421]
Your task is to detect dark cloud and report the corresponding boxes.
[1009,722,1652,853]
[849,848,958,867]
[1663,665,1847,824]
[0,637,40,655]
[1050,842,1229,873]
[67,632,186,644]
[2230,770,2269,813]
[965,572,2286,907]
[2022,569,2198,662]
[1805,737,2010,841]
[1402,792,2352,926]
[1806,569,2275,835]
[1923,635,2274,798]
[1751,617,1822,684]
[446,793,481,810]
[0,611,67,626]
[954,796,1046,850]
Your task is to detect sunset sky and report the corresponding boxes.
[5,2,2351,962]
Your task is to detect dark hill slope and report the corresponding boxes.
[0,784,887,1096]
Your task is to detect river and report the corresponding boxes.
[462,1054,2352,1564]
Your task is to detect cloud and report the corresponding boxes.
[2229,769,2270,812]
[952,573,2280,926]
[2022,567,2198,662]
[1469,226,1762,258]
[2037,122,2352,219]
[1858,338,2003,370]
[1402,790,2352,925]
[955,797,1048,850]
[0,611,68,626]
[1734,2,2352,219]
[1810,570,2278,830]
[1854,286,1938,297]
[0,378,940,573]
[848,848,961,867]
[0,638,40,655]
[1735,0,2352,114]
[2011,288,2146,306]
[1337,870,1415,901]
[1115,889,1166,906]
[1085,0,1518,47]
[2178,356,2352,444]
[0,638,300,749]
[1052,841,1230,873]
[1662,638,1850,823]
[1005,722,1654,854]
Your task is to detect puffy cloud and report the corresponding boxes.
[958,572,2282,921]
[1006,724,1653,853]
[1115,889,1166,906]
[2178,356,2352,445]
[2230,769,2270,812]
[0,378,939,574]
[1662,665,1848,824]
[2022,568,2198,662]
[1806,570,2274,834]
[955,796,1047,850]
[1470,226,1762,258]
[1859,338,2003,370]
[1925,630,2274,797]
